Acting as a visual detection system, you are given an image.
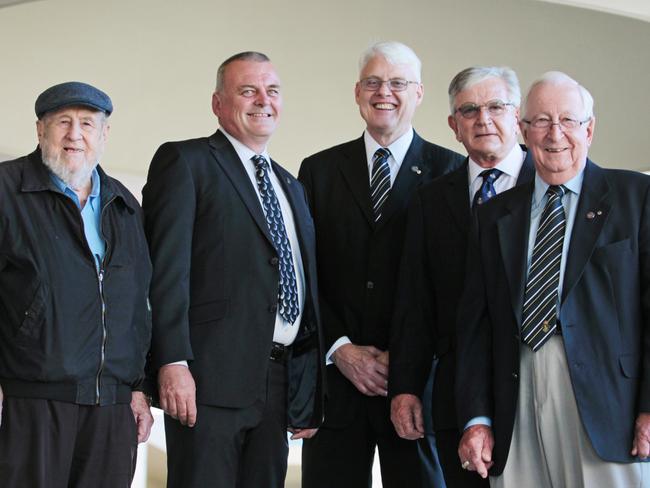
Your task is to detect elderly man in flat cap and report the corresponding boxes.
[0,81,153,488]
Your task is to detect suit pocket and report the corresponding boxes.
[593,237,631,261]
[619,354,639,378]
[16,281,48,343]
[189,299,229,325]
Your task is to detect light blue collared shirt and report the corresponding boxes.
[50,167,106,269]
[466,166,585,430]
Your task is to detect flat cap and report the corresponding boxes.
[35,81,113,119]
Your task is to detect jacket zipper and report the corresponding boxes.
[94,195,115,404]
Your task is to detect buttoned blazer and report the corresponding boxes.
[143,130,324,428]
[455,160,650,473]
[389,149,535,431]
[298,132,463,426]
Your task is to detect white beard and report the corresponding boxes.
[41,151,98,190]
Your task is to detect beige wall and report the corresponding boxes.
[0,0,648,182]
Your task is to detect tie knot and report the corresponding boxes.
[252,155,269,171]
[374,148,391,161]
[480,168,503,183]
[547,185,565,199]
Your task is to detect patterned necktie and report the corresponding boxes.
[251,155,299,324]
[370,148,392,221]
[521,185,566,351]
[472,168,503,207]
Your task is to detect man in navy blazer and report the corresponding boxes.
[456,71,650,487]
[143,52,324,488]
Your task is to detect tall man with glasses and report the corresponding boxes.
[143,51,324,488]
[299,41,463,488]
[389,66,534,488]
[456,71,650,487]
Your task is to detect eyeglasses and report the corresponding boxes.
[521,116,592,131]
[455,100,514,119]
[359,77,420,92]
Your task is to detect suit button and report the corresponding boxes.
[366,281,374,289]
[512,372,518,379]
[269,305,278,313]
[270,257,279,266]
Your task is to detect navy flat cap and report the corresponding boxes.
[35,81,113,118]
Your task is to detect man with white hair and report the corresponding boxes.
[456,71,650,487]
[389,66,534,488]
[0,81,153,487]
[299,41,463,487]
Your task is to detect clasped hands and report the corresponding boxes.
[332,343,389,397]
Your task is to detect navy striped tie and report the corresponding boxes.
[521,185,566,351]
[370,148,392,221]
[252,155,299,324]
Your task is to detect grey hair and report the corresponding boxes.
[358,41,422,82]
[215,51,271,92]
[522,71,594,120]
[448,66,521,114]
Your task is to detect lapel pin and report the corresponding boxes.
[411,165,421,175]
[586,211,595,219]
[597,210,602,215]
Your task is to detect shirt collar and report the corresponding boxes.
[49,166,101,199]
[219,127,271,170]
[468,144,525,183]
[533,166,584,207]
[363,127,414,167]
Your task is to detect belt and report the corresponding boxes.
[270,342,290,362]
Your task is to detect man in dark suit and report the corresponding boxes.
[456,71,650,487]
[389,66,534,488]
[298,41,463,488]
[142,51,324,488]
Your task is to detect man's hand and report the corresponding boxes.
[391,394,424,440]
[289,427,319,440]
[631,412,650,459]
[130,391,154,443]
[332,343,388,396]
[458,424,494,479]
[158,364,197,427]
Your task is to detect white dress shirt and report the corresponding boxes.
[467,144,525,205]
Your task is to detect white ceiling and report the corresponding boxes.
[536,0,650,22]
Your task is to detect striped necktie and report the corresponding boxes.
[370,148,392,221]
[251,155,299,324]
[521,185,566,351]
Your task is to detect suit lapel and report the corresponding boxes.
[337,136,375,227]
[561,160,611,303]
[496,183,534,327]
[208,131,273,245]
[517,148,536,184]
[443,163,471,235]
[377,132,429,229]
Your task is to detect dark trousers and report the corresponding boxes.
[436,428,489,488]
[0,397,137,488]
[302,395,421,488]
[165,359,289,488]
[419,360,447,488]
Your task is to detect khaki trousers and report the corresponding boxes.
[491,336,649,488]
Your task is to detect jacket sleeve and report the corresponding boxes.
[142,142,197,369]
[388,190,435,398]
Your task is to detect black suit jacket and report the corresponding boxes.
[142,130,324,428]
[389,149,535,431]
[298,131,463,426]
[456,160,650,473]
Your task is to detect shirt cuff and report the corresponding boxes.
[166,360,189,367]
[326,336,352,365]
[465,416,492,430]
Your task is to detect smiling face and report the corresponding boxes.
[447,77,520,168]
[36,106,109,189]
[355,55,423,146]
[521,81,594,185]
[212,59,282,154]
